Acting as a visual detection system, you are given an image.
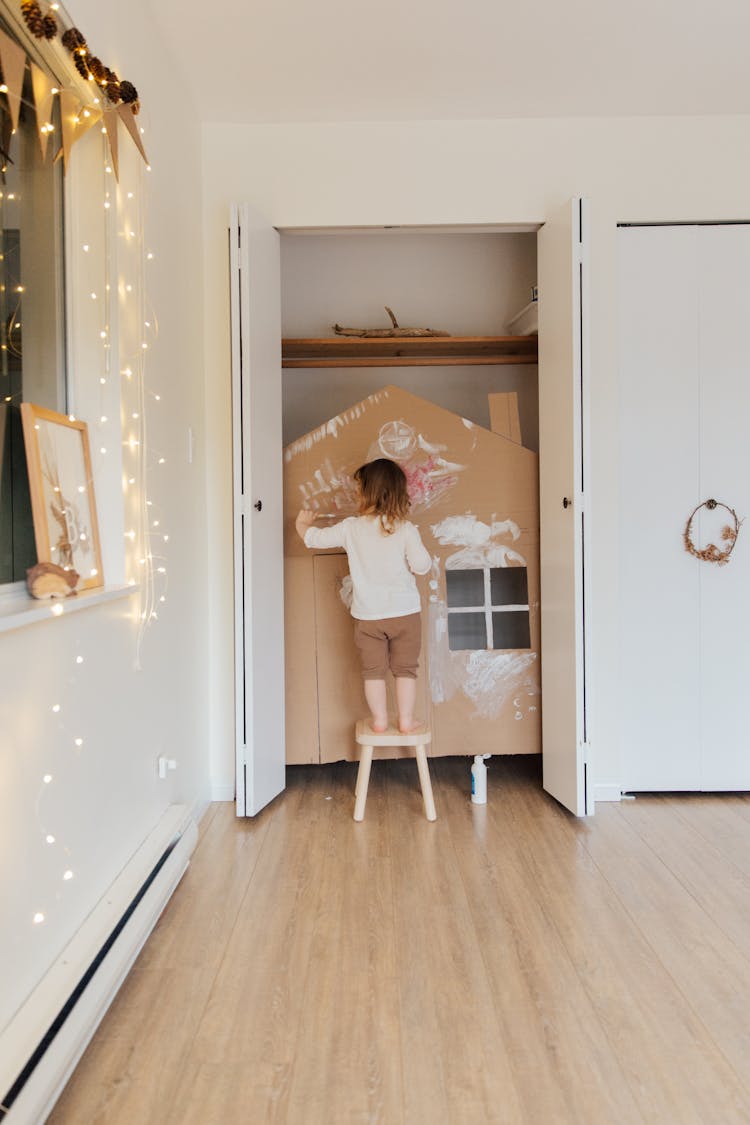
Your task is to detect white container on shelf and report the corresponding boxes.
[507,299,538,336]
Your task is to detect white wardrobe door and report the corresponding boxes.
[618,227,701,790]
[697,226,750,789]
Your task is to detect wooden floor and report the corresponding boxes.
[49,756,750,1124]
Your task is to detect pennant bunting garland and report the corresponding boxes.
[73,103,102,147]
[102,105,120,181]
[0,26,28,133]
[30,61,55,160]
[0,13,146,176]
[115,102,148,166]
[1,112,12,170]
[58,88,81,173]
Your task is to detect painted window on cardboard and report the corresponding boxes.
[446,566,531,651]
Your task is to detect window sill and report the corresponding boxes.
[0,583,138,635]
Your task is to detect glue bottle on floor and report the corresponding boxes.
[471,755,488,805]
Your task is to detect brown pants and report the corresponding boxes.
[353,613,422,680]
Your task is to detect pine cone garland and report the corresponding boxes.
[57,23,143,118]
[42,13,57,38]
[102,67,121,102]
[119,80,138,105]
[21,0,45,37]
[88,55,105,82]
[62,27,86,51]
[73,53,90,81]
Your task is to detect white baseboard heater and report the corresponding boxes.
[0,804,198,1124]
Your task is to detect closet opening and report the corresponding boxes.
[279,225,543,778]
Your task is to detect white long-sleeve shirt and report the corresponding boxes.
[304,515,432,620]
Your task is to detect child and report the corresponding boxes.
[296,458,432,734]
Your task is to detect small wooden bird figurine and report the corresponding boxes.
[26,562,80,599]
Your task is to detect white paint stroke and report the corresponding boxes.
[427,562,458,704]
[432,514,521,546]
[339,575,353,610]
[431,514,526,569]
[446,545,526,569]
[297,458,359,513]
[284,389,389,461]
[463,650,538,719]
[418,433,445,455]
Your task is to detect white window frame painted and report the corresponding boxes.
[445,565,531,651]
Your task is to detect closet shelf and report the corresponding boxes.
[281,335,538,369]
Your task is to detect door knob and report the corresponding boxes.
[562,497,572,509]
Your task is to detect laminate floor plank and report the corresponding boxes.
[386,762,524,1125]
[283,762,403,1124]
[493,760,750,1124]
[441,759,643,1125]
[581,796,750,1102]
[661,793,750,877]
[617,795,750,960]
[163,765,343,1125]
[48,757,750,1125]
[49,799,274,1124]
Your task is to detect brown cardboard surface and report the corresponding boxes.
[488,392,522,445]
[428,531,541,758]
[314,552,366,762]
[284,385,540,763]
[284,557,319,763]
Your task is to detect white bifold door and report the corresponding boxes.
[537,198,592,816]
[618,223,750,791]
[230,204,286,815]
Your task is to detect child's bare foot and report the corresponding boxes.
[398,718,423,734]
[369,719,389,733]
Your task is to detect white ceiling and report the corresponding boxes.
[144,0,750,124]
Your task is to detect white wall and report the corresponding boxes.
[281,230,536,336]
[202,115,750,798]
[0,2,209,1036]
[281,230,538,445]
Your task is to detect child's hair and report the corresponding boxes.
[354,458,410,534]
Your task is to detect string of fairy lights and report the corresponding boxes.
[30,128,171,932]
[118,152,169,667]
[10,23,172,936]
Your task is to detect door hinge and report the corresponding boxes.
[580,741,591,764]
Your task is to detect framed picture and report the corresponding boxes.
[20,403,104,590]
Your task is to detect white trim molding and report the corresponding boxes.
[593,782,623,802]
[211,784,235,802]
[0,804,197,1124]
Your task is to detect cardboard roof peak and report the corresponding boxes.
[284,384,537,468]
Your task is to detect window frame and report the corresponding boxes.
[445,564,531,651]
[0,1,128,601]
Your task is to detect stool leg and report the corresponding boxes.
[415,744,437,821]
[354,745,374,822]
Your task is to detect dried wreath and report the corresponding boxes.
[683,498,741,566]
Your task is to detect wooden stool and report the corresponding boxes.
[354,720,436,822]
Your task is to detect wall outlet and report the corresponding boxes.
[157,756,177,780]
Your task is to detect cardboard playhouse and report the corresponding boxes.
[283,385,540,763]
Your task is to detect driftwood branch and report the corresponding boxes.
[334,306,450,338]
